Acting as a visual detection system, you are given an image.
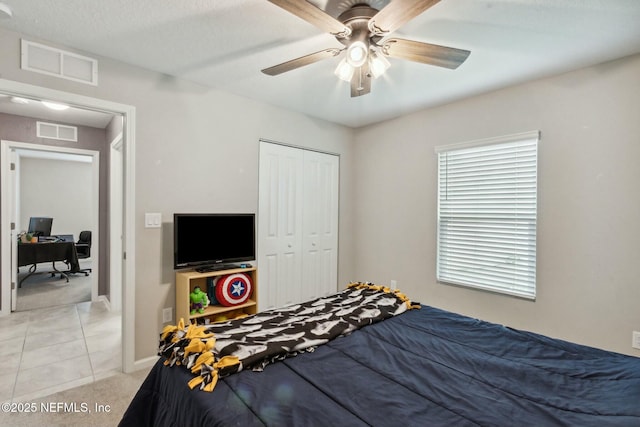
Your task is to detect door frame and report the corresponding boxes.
[2,142,100,306]
[109,132,123,312]
[0,78,137,373]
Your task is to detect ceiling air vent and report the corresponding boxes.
[37,121,78,142]
[21,39,98,86]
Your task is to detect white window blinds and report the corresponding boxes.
[436,131,539,299]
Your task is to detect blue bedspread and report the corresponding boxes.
[120,306,640,426]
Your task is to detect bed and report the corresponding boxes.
[119,284,640,427]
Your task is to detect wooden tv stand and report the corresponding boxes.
[175,266,257,324]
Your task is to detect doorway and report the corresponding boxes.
[10,144,99,312]
[0,78,136,375]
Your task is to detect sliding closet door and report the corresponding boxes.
[258,141,339,311]
[258,142,304,310]
[301,150,339,301]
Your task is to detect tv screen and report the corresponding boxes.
[174,213,255,270]
[28,217,53,237]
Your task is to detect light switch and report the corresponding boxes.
[145,213,162,228]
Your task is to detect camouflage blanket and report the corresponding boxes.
[159,282,418,392]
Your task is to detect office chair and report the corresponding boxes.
[74,230,92,276]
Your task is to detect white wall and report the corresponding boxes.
[0,27,355,361]
[19,157,92,237]
[352,54,640,357]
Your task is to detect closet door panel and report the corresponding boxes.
[258,142,303,310]
[259,142,338,311]
[302,150,339,300]
[260,254,279,311]
[301,154,321,301]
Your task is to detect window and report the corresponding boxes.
[436,131,539,299]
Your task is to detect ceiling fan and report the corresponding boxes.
[262,0,471,97]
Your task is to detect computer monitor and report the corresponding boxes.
[28,217,53,237]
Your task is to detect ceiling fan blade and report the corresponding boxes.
[268,0,351,38]
[350,63,371,97]
[262,48,342,76]
[382,38,470,69]
[369,0,441,36]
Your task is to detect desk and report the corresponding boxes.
[17,242,80,287]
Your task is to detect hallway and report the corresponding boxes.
[0,299,121,402]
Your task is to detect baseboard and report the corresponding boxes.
[98,294,111,311]
[131,355,159,372]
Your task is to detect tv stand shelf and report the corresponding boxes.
[175,266,258,324]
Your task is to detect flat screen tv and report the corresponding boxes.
[174,213,255,271]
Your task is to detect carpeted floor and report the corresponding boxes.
[16,260,92,311]
[0,367,151,427]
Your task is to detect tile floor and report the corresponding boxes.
[0,300,121,403]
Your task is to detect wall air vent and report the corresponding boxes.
[21,39,98,86]
[37,121,78,142]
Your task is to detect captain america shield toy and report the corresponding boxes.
[215,273,252,306]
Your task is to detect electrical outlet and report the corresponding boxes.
[162,307,173,323]
[390,280,398,290]
[633,331,640,350]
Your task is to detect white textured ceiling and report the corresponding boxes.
[1,0,640,128]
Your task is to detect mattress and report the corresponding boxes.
[119,305,640,427]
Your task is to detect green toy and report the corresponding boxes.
[190,286,209,314]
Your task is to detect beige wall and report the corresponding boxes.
[352,54,640,357]
[2,24,638,361]
[0,27,355,361]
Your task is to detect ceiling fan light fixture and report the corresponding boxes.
[346,41,368,67]
[369,50,390,78]
[334,58,355,82]
[263,0,470,97]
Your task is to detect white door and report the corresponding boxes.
[1,143,19,312]
[258,141,339,311]
[9,149,18,311]
[258,142,304,310]
[301,150,339,301]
